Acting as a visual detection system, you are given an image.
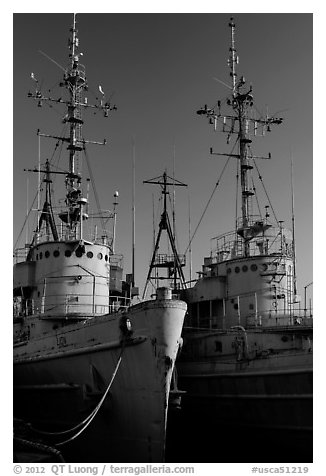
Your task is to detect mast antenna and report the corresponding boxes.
[228,17,238,97]
[132,138,136,288]
[291,155,297,297]
[112,191,119,254]
[172,144,176,240]
[188,189,192,282]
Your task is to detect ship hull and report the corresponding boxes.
[14,299,186,462]
[175,328,312,462]
[178,362,312,431]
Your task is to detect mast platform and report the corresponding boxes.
[152,253,186,268]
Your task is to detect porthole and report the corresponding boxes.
[87,251,93,258]
[76,249,83,258]
[234,303,239,310]
[45,251,50,258]
[97,252,103,260]
[227,268,232,274]
[261,263,268,271]
[65,250,72,257]
[242,265,248,272]
[53,250,60,257]
[36,254,38,260]
[105,254,109,262]
[250,264,258,272]
[235,266,240,273]
[39,252,43,260]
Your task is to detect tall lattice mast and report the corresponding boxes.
[28,13,117,238]
[142,171,187,299]
[197,17,283,257]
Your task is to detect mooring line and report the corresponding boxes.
[31,343,124,446]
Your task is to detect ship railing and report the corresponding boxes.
[19,206,115,247]
[13,294,132,319]
[76,63,86,82]
[109,295,131,313]
[13,247,31,264]
[152,253,186,267]
[246,307,313,328]
[14,201,118,255]
[210,224,294,262]
[66,62,86,83]
[31,230,113,248]
[183,304,313,333]
[110,254,124,268]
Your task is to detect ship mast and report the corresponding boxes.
[230,18,256,256]
[197,17,283,257]
[28,13,116,240]
[65,13,84,218]
[142,171,187,299]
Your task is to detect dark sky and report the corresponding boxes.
[13,12,312,299]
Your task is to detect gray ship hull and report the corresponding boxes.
[175,327,312,461]
[14,298,186,462]
[178,358,312,431]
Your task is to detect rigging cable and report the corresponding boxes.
[251,176,263,219]
[29,340,125,446]
[83,145,108,245]
[252,157,278,223]
[14,188,39,251]
[235,157,239,235]
[168,192,181,255]
[184,138,238,255]
[14,125,68,251]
